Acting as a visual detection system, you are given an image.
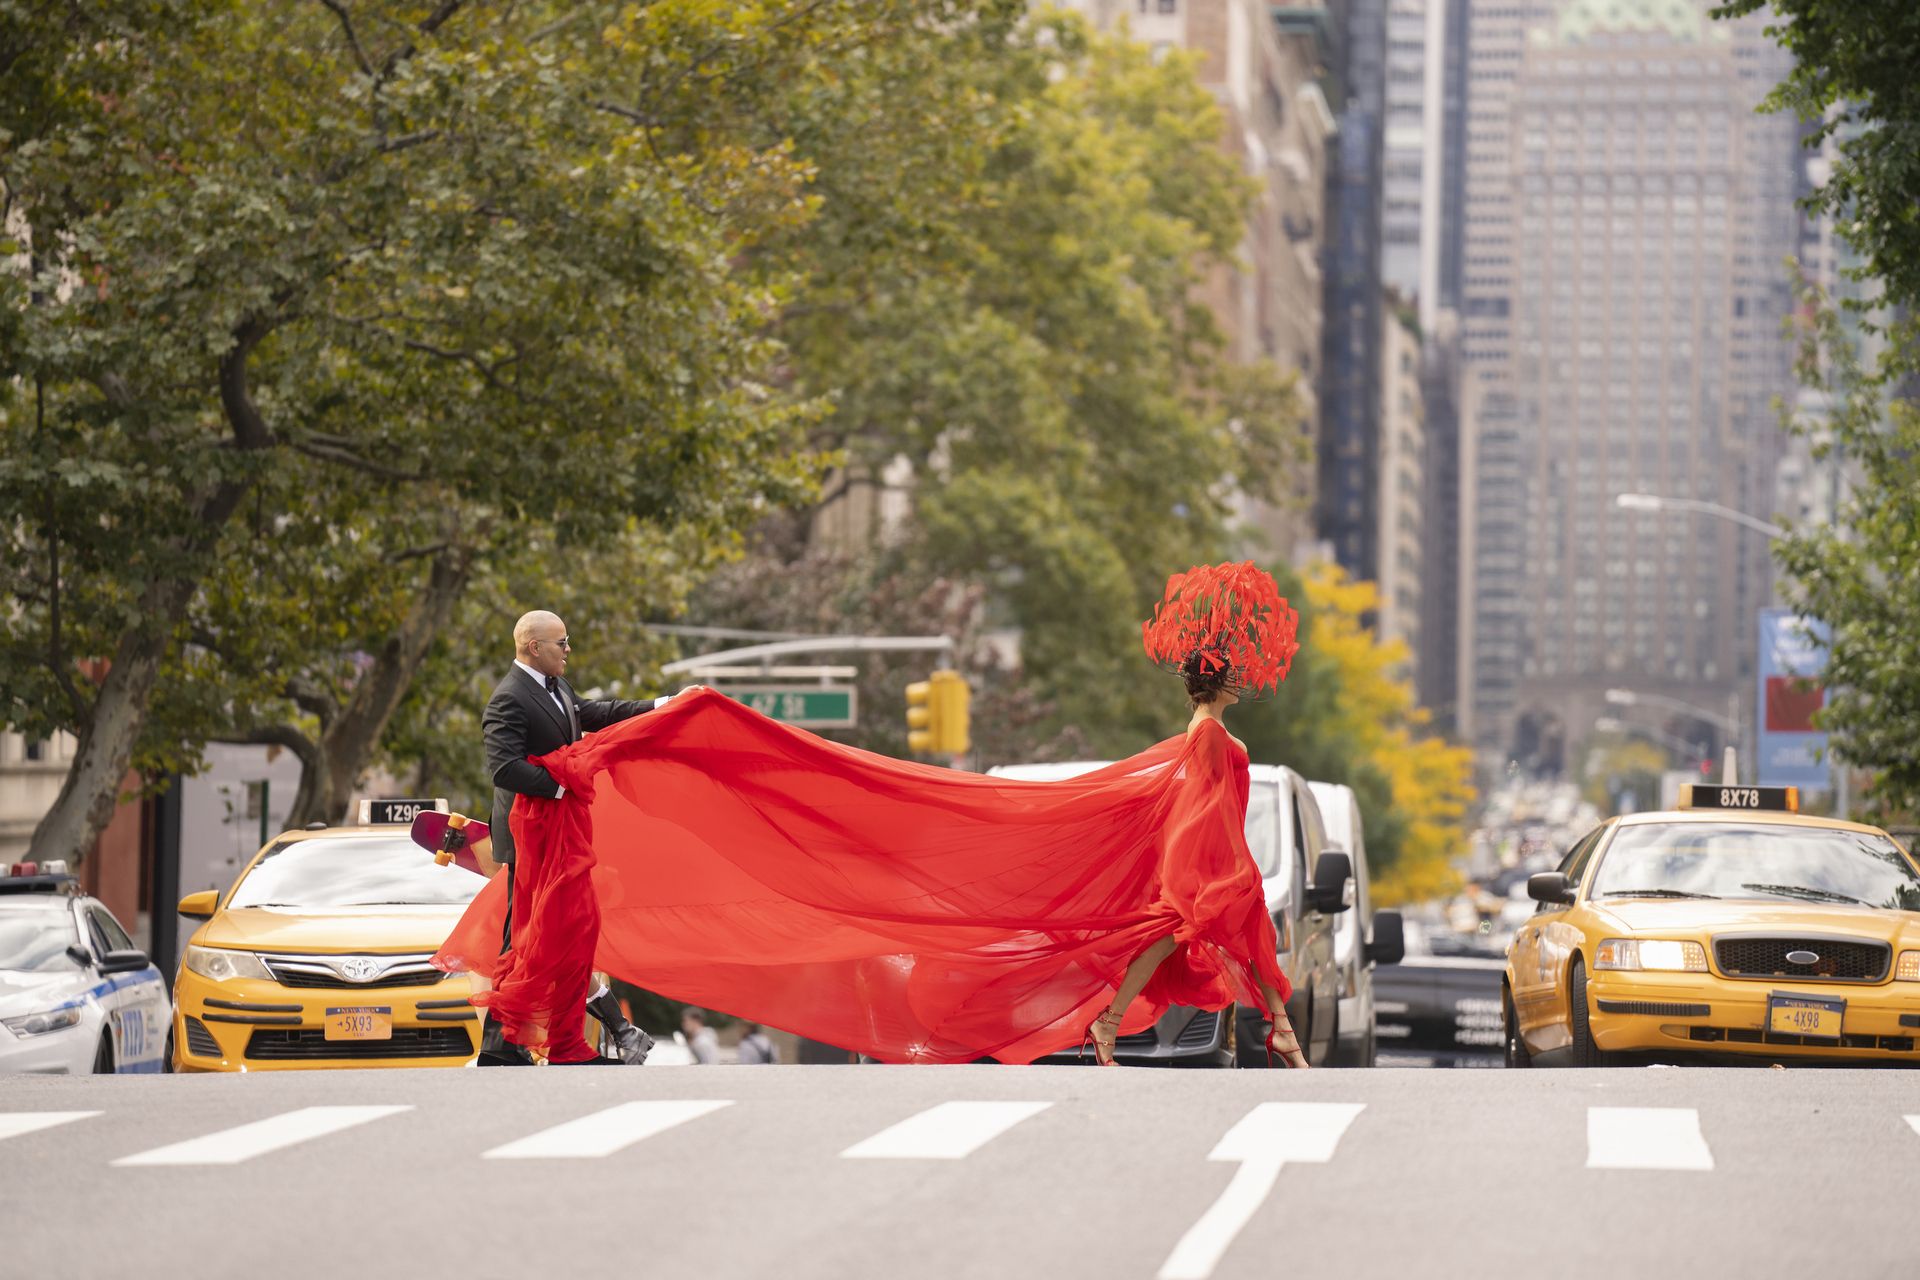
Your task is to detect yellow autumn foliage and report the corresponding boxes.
[1302,563,1476,907]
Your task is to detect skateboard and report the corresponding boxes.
[409,810,489,875]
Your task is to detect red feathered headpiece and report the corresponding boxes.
[1140,561,1301,698]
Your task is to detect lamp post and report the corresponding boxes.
[1612,491,1787,540]
[1603,687,1739,734]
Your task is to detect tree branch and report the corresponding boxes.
[36,377,88,724]
[317,0,374,78]
[290,439,426,482]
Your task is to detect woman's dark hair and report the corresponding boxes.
[1181,650,1233,707]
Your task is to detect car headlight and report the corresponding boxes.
[183,944,274,982]
[2,1006,83,1036]
[1897,951,1920,981]
[1594,938,1709,972]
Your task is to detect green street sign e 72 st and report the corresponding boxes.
[727,685,858,728]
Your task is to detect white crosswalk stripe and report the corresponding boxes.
[483,1100,732,1159]
[841,1100,1051,1160]
[1906,1115,1920,1140]
[0,1112,100,1143]
[1586,1106,1714,1171]
[113,1105,411,1167]
[1157,1102,1365,1280]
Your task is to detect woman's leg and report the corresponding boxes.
[1087,935,1178,1064]
[1258,980,1308,1068]
[1108,935,1178,1016]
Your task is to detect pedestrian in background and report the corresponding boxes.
[737,1022,778,1064]
[681,1007,721,1065]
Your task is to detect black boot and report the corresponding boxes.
[476,1013,535,1067]
[584,983,654,1065]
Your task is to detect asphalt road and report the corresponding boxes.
[6,1066,1919,1280]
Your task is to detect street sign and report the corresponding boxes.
[728,686,857,729]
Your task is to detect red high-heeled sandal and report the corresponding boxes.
[1081,1008,1124,1067]
[1266,1011,1309,1069]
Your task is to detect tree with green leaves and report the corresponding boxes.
[2,0,847,856]
[1716,0,1920,814]
[754,13,1310,760]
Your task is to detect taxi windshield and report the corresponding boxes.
[1593,823,1920,912]
[226,835,486,909]
[0,902,78,973]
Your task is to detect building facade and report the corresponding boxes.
[1067,1,1335,559]
[1377,300,1426,676]
[1455,0,1801,772]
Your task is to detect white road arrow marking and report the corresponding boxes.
[841,1100,1051,1160]
[114,1105,410,1167]
[484,1100,732,1159]
[0,1112,99,1143]
[1586,1107,1714,1171]
[1905,1115,1920,1140]
[1157,1102,1365,1280]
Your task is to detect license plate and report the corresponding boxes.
[324,1006,392,1041]
[1768,993,1844,1039]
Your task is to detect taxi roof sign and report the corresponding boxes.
[1678,784,1799,813]
[357,798,449,826]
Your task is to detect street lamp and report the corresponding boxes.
[1612,491,1787,540]
[1594,716,1710,761]
[1603,687,1739,734]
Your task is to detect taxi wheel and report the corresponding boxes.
[1503,988,1529,1068]
[1568,959,1613,1067]
[91,1032,114,1075]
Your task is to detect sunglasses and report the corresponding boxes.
[534,636,572,650]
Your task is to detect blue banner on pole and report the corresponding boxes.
[1755,608,1830,790]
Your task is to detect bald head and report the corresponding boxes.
[514,610,569,678]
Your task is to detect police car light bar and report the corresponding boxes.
[1678,784,1799,813]
[4,860,69,877]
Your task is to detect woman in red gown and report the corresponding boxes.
[435,562,1308,1067]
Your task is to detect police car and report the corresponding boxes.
[0,861,171,1074]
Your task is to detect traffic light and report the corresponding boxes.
[905,669,971,755]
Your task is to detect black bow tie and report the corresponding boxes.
[544,675,560,696]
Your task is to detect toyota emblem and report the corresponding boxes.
[338,957,381,982]
[1785,949,1820,966]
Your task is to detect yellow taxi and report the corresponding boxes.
[171,809,488,1071]
[1503,784,1920,1067]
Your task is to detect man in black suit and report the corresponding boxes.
[477,608,674,1065]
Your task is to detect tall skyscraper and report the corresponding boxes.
[1315,0,1388,580]
[1456,0,1801,772]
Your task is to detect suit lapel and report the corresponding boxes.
[516,667,570,739]
[558,678,581,743]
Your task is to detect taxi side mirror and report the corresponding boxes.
[178,889,218,920]
[1367,910,1406,966]
[1527,872,1576,906]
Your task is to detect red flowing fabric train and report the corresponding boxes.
[433,688,1290,1064]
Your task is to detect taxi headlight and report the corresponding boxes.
[183,944,273,983]
[1897,951,1920,982]
[1594,938,1709,972]
[2,1006,83,1036]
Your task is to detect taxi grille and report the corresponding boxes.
[183,1016,222,1058]
[264,962,447,990]
[244,1027,473,1060]
[1175,1010,1224,1050]
[1713,937,1889,983]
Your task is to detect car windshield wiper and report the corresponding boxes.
[1740,882,1868,906]
[1601,888,1720,899]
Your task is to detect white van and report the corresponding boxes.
[1307,781,1394,1066]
